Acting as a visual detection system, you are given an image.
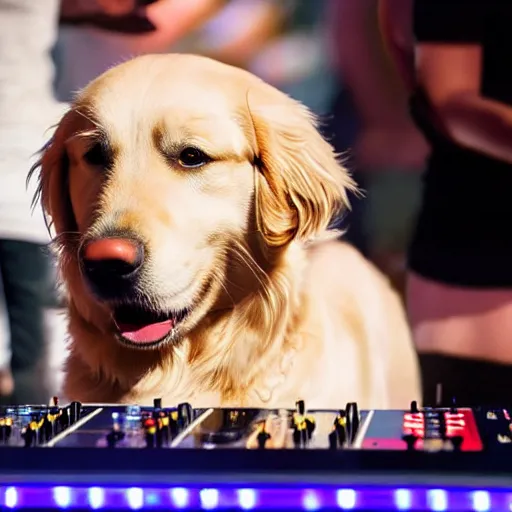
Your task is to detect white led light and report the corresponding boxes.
[88,487,105,509]
[238,489,257,510]
[394,489,412,510]
[4,487,17,509]
[53,486,72,508]
[170,487,189,508]
[471,490,491,512]
[337,489,356,509]
[427,489,448,511]
[126,487,144,510]
[303,490,321,510]
[200,488,219,509]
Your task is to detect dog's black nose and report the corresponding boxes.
[81,237,144,296]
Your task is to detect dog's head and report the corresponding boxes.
[32,54,354,350]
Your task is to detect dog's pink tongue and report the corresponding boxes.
[116,319,174,344]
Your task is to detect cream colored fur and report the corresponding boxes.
[31,54,420,410]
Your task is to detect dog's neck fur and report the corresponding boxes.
[64,241,309,405]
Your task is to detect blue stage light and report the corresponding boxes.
[0,484,510,510]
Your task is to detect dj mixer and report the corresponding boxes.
[1,398,512,511]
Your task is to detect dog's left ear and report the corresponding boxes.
[28,109,78,239]
[247,85,357,248]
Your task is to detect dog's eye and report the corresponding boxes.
[84,141,111,168]
[178,147,210,168]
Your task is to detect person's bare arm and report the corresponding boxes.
[378,0,415,91]
[327,0,408,127]
[417,43,512,164]
[328,0,428,170]
[61,0,224,40]
[60,0,136,17]
[145,0,226,46]
[198,0,287,69]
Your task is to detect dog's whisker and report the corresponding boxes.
[230,241,268,287]
[227,241,287,331]
[211,271,236,307]
[74,108,102,130]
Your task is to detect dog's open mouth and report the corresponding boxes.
[112,303,189,346]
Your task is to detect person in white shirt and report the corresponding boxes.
[0,0,66,404]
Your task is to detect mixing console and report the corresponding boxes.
[1,398,512,510]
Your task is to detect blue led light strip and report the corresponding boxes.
[0,485,505,510]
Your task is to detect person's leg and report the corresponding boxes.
[0,276,14,397]
[407,270,512,407]
[0,240,54,404]
[323,86,370,256]
[365,170,422,297]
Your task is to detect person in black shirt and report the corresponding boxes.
[381,0,512,406]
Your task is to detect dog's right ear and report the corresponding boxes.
[29,110,78,238]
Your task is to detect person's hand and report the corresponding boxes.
[96,0,137,16]
[355,123,430,171]
[61,0,137,17]
[0,368,13,397]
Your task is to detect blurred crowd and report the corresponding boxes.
[5,0,500,407]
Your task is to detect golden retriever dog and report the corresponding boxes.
[31,54,420,409]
